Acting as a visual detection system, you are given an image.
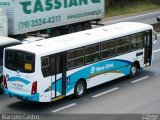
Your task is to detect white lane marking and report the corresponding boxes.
[92,87,119,98]
[153,49,160,53]
[104,11,160,24]
[51,103,76,113]
[131,76,149,84]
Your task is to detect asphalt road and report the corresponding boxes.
[0,10,160,120]
[102,10,160,25]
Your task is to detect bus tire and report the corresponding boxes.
[74,80,86,98]
[130,63,138,77]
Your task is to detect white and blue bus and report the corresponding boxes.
[3,22,157,102]
[0,37,21,93]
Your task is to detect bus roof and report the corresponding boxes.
[0,36,21,46]
[6,22,153,55]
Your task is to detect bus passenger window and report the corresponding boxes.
[101,40,116,59]
[41,56,50,77]
[85,44,100,64]
[131,33,143,50]
[41,57,49,68]
[67,48,84,69]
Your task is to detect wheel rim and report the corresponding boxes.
[131,66,136,76]
[77,84,84,96]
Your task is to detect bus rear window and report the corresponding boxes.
[5,50,35,73]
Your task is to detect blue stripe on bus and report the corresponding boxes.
[3,88,40,102]
[65,59,132,93]
[8,77,31,85]
[51,79,62,94]
[44,78,63,93]
[67,59,131,83]
[44,59,133,94]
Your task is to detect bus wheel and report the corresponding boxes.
[74,81,86,98]
[130,63,138,77]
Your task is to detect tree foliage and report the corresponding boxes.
[105,0,160,7]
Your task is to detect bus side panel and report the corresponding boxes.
[36,56,53,102]
[65,60,131,96]
[65,51,145,96]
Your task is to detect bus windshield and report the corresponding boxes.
[5,50,35,73]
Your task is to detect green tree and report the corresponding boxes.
[151,0,160,4]
[105,0,111,7]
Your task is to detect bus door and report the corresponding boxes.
[144,30,152,66]
[50,53,66,99]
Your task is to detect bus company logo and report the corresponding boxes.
[90,66,96,74]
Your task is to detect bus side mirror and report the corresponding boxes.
[153,31,157,45]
